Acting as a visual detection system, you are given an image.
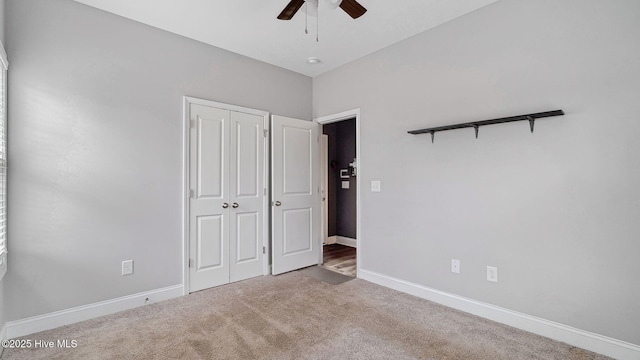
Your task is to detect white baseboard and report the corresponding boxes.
[5,284,183,339]
[336,236,357,248]
[325,236,357,248]
[359,269,640,360]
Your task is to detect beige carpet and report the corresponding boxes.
[2,272,610,360]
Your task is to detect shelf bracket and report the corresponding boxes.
[430,131,435,143]
[473,125,479,139]
[528,116,535,133]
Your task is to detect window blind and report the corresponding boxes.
[0,43,7,277]
[0,67,5,254]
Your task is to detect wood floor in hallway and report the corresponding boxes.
[322,243,356,277]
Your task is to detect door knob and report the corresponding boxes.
[222,203,229,209]
[274,201,282,206]
[232,202,239,208]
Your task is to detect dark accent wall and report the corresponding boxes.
[323,119,356,239]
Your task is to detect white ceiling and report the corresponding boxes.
[73,0,498,77]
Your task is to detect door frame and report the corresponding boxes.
[320,134,329,251]
[314,109,361,277]
[182,96,271,295]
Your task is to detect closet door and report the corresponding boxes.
[189,104,230,292]
[229,111,264,282]
[188,100,267,293]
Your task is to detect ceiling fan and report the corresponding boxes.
[277,0,367,20]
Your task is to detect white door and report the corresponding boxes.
[271,115,321,275]
[229,111,264,283]
[189,104,230,291]
[189,103,265,292]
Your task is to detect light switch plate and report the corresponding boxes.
[371,180,381,192]
[342,181,350,189]
[122,260,134,276]
[487,266,498,283]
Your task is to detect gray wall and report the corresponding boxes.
[313,0,640,345]
[323,119,357,239]
[4,0,311,321]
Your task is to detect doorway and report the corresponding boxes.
[317,110,360,278]
[183,100,360,293]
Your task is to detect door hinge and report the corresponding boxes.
[263,129,268,138]
[188,258,193,268]
[263,246,266,254]
[264,188,267,196]
[190,119,197,129]
[189,189,195,198]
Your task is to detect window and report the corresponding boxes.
[0,42,7,280]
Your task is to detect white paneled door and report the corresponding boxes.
[229,111,264,283]
[271,115,321,275]
[188,101,266,292]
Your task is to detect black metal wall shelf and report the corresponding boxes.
[408,110,565,142]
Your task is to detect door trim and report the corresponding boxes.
[321,134,329,251]
[182,96,270,295]
[314,109,361,277]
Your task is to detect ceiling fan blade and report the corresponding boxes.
[339,0,367,19]
[277,0,306,20]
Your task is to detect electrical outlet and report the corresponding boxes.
[451,259,460,274]
[122,260,134,276]
[487,266,498,283]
